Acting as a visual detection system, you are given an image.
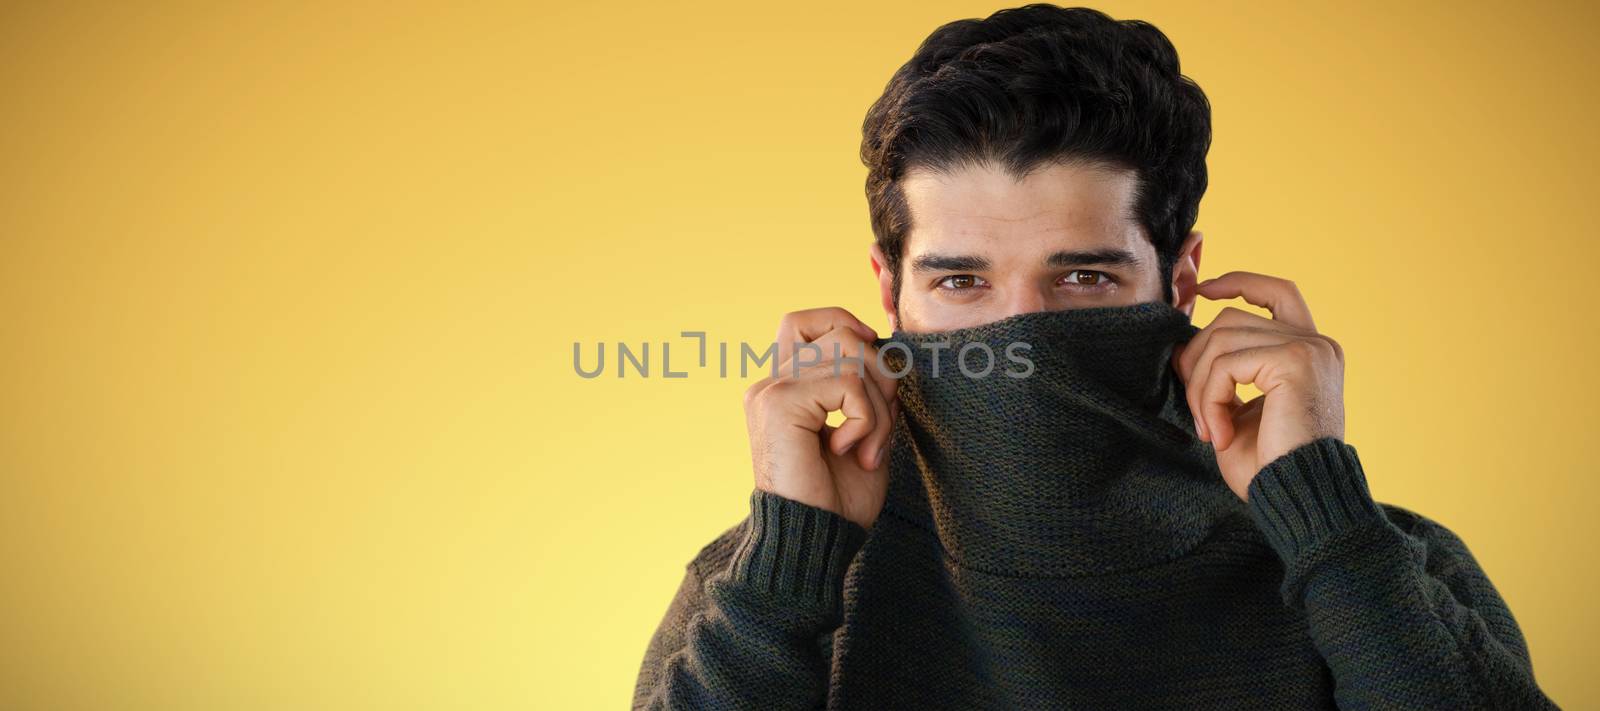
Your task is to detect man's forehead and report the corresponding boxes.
[901,161,1143,253]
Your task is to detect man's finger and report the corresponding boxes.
[776,329,898,401]
[1178,307,1282,382]
[1197,343,1301,451]
[786,371,878,454]
[853,368,894,470]
[775,307,879,368]
[1197,271,1317,332]
[1183,326,1296,440]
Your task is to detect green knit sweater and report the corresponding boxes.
[633,302,1556,709]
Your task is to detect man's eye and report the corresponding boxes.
[1060,270,1114,288]
[937,274,987,290]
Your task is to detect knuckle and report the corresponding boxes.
[743,378,774,408]
[775,314,799,341]
[800,306,848,324]
[1309,337,1340,363]
[1212,325,1244,342]
[762,378,795,400]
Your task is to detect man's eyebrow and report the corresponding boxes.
[910,253,992,273]
[1046,248,1141,269]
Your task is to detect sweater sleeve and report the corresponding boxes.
[632,488,870,710]
[1245,436,1559,710]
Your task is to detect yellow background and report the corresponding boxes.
[2,1,1595,708]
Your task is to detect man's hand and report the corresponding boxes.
[744,307,899,529]
[1172,272,1346,501]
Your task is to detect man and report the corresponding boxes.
[633,5,1555,709]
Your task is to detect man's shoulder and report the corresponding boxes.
[1374,500,1481,570]
[1376,500,1431,533]
[1376,500,1463,538]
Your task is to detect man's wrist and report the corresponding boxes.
[724,488,869,616]
[1245,436,1389,567]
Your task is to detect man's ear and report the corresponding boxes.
[1170,230,1204,318]
[869,242,899,332]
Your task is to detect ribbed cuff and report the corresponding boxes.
[726,489,869,615]
[1246,437,1389,567]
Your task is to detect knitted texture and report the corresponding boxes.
[634,302,1557,710]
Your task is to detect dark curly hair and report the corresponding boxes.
[860,4,1211,307]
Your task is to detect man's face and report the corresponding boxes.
[875,160,1198,333]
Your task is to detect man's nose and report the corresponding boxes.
[1001,287,1050,318]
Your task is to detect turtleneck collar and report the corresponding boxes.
[875,301,1246,578]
